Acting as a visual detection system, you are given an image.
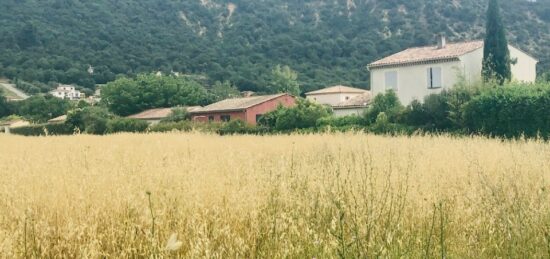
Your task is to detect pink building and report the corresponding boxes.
[191,94,295,125]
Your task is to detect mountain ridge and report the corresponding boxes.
[0,0,548,93]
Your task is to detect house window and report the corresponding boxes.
[208,116,214,122]
[385,71,398,91]
[345,96,350,100]
[220,115,231,122]
[427,67,442,89]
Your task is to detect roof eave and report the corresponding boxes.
[368,57,461,70]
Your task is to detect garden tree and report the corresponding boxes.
[161,107,191,123]
[14,95,70,123]
[209,81,240,102]
[267,65,301,96]
[259,99,332,131]
[101,74,210,116]
[482,0,512,84]
[66,106,113,135]
[364,90,404,125]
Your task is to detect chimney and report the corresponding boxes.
[437,34,446,49]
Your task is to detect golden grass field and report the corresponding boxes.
[0,133,549,258]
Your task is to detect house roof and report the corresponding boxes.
[192,94,288,113]
[368,41,484,69]
[48,115,67,123]
[333,92,373,109]
[127,107,202,120]
[0,119,29,127]
[306,85,369,95]
[128,108,173,120]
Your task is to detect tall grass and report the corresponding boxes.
[0,133,549,258]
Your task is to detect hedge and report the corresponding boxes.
[463,86,550,138]
[10,123,75,136]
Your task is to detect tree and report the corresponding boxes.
[209,81,240,102]
[101,74,210,116]
[364,90,404,125]
[14,95,70,123]
[66,106,113,135]
[482,0,511,84]
[259,98,332,131]
[267,65,301,96]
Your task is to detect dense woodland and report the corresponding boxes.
[0,0,549,93]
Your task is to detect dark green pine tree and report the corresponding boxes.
[482,0,512,84]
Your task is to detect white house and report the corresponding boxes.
[367,37,538,105]
[50,85,84,100]
[305,85,372,117]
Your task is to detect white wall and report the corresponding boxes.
[509,46,538,83]
[306,93,364,106]
[333,107,367,117]
[370,60,462,105]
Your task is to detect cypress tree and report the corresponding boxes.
[482,0,511,84]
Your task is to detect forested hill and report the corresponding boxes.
[1,0,549,93]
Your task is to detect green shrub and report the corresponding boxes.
[149,121,222,133]
[364,90,404,125]
[10,123,74,136]
[107,118,149,133]
[259,98,332,131]
[463,84,550,138]
[66,107,113,135]
[217,120,266,135]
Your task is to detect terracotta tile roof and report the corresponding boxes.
[127,107,203,120]
[192,94,288,113]
[48,115,67,123]
[306,85,369,95]
[333,92,373,108]
[128,108,173,120]
[368,41,484,68]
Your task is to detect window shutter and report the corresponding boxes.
[433,67,442,88]
[427,68,432,88]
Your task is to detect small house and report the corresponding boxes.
[306,86,372,117]
[50,85,84,100]
[190,94,296,125]
[367,36,538,105]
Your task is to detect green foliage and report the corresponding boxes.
[3,0,546,92]
[267,65,301,96]
[463,84,550,138]
[364,90,404,125]
[106,118,149,133]
[13,95,71,123]
[209,81,240,102]
[9,123,74,136]
[66,106,113,135]
[101,74,209,116]
[217,120,266,135]
[260,99,332,131]
[161,107,191,123]
[0,91,13,118]
[401,93,453,131]
[482,0,512,84]
[148,121,221,133]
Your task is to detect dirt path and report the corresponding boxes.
[0,82,30,100]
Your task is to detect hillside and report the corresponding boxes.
[0,0,549,93]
